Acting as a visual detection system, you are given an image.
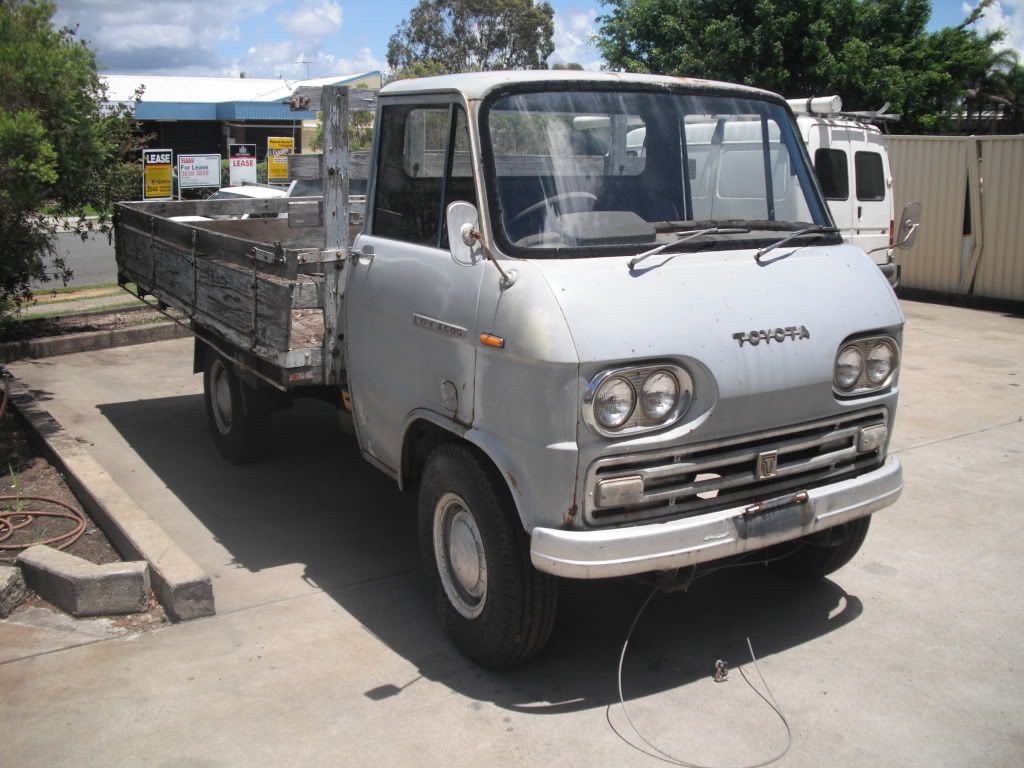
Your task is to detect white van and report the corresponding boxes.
[788,96,900,285]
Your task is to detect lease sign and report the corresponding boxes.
[228,144,257,186]
[143,149,173,200]
[177,153,221,189]
[267,137,294,184]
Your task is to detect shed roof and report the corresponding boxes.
[104,71,380,121]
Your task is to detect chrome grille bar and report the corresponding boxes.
[585,407,887,526]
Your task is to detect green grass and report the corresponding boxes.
[32,282,119,296]
[30,288,124,306]
[14,297,155,322]
[38,204,108,218]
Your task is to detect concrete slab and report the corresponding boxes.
[0,565,26,618]
[17,545,149,617]
[7,378,213,620]
[1,299,1022,767]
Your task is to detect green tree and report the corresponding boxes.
[0,0,142,312]
[386,0,555,74]
[595,0,1005,132]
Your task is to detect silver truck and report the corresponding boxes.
[114,71,918,666]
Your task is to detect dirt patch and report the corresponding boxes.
[0,401,120,566]
[0,384,167,627]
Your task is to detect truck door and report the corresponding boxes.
[345,99,482,472]
[851,131,891,259]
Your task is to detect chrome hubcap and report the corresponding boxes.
[433,492,487,619]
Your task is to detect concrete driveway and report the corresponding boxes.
[2,300,1022,767]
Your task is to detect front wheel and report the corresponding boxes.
[768,516,871,580]
[418,444,558,667]
[202,354,271,463]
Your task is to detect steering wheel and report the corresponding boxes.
[510,191,598,226]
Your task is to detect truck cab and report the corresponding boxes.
[341,72,912,665]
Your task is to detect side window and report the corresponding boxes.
[372,104,476,247]
[814,148,849,200]
[855,151,885,201]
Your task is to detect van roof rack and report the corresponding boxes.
[787,95,900,124]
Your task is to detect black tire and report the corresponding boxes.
[418,443,558,667]
[769,515,871,580]
[202,353,271,463]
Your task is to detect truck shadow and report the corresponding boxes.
[99,394,863,715]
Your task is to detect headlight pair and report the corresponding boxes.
[834,337,899,394]
[585,364,693,436]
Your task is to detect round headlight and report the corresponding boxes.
[834,345,864,390]
[866,341,895,385]
[594,376,636,429]
[640,370,679,420]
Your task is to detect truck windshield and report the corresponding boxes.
[481,88,831,256]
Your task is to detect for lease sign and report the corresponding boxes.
[177,153,220,189]
[267,137,294,184]
[228,144,257,186]
[143,148,173,200]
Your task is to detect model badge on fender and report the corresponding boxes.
[732,326,810,347]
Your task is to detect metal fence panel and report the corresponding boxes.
[887,136,971,294]
[972,137,1024,301]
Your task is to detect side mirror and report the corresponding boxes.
[894,201,921,250]
[446,201,482,267]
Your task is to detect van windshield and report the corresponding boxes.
[481,88,832,256]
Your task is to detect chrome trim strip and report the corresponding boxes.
[585,407,888,524]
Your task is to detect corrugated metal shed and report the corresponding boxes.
[889,135,1024,302]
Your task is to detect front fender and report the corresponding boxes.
[398,409,579,532]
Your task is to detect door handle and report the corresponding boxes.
[857,205,862,219]
[350,244,374,263]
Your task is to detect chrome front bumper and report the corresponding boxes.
[530,455,902,579]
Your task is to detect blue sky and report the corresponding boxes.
[53,1,1023,79]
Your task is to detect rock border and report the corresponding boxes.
[17,545,149,617]
[0,321,189,364]
[6,379,214,621]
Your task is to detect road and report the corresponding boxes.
[33,230,118,290]
[2,300,1022,767]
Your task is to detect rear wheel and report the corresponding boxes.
[202,354,271,463]
[418,443,558,666]
[769,516,871,580]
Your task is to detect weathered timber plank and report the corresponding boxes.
[289,309,325,350]
[289,152,369,181]
[288,200,322,228]
[292,275,323,308]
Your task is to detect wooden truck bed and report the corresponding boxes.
[115,198,345,387]
[114,85,372,391]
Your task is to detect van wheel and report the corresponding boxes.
[418,444,558,667]
[769,516,871,580]
[202,354,271,463]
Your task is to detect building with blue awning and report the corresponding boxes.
[103,71,381,161]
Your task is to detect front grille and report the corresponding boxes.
[585,408,888,526]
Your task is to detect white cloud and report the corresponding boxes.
[54,0,276,74]
[963,1,1024,57]
[280,1,343,41]
[549,8,603,70]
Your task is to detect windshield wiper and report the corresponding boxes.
[628,227,750,270]
[754,225,839,262]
